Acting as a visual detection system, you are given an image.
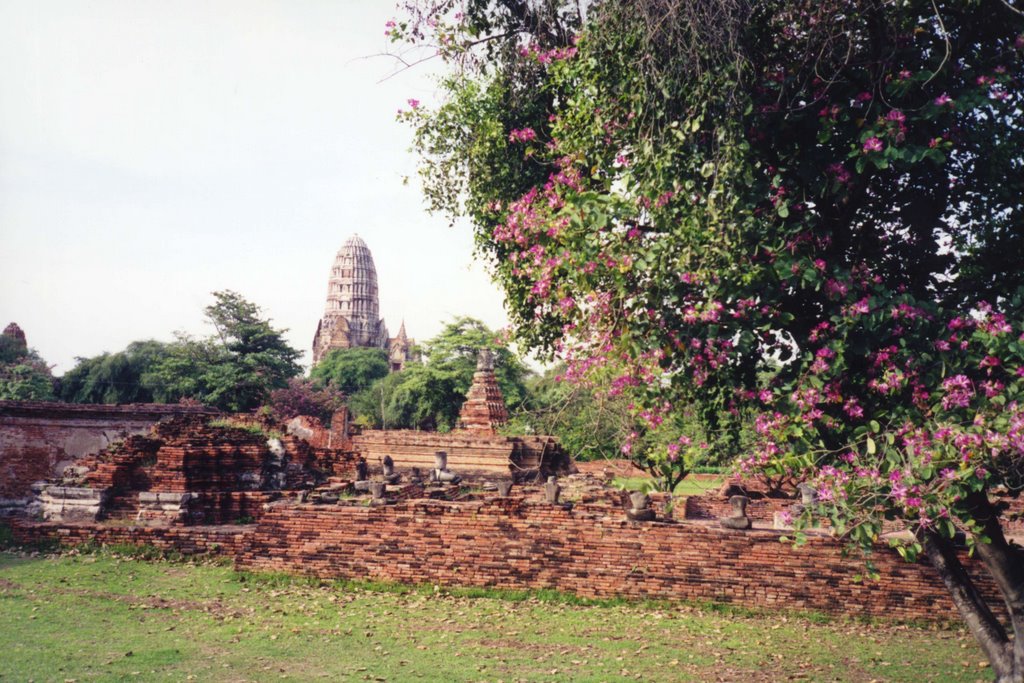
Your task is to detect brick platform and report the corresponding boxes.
[352,430,570,481]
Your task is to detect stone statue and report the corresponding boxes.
[476,348,495,372]
[720,495,753,530]
[626,491,656,522]
[382,455,400,485]
[544,476,561,504]
[432,451,461,484]
[353,460,371,492]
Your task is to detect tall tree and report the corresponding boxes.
[148,291,303,412]
[419,316,531,410]
[396,1,1024,677]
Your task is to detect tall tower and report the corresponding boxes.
[312,235,391,364]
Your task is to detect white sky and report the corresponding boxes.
[0,0,510,374]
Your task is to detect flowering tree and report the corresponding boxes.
[394,1,1024,677]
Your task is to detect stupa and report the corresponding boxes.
[457,349,509,432]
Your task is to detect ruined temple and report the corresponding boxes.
[2,322,27,351]
[311,234,415,370]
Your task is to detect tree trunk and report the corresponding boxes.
[919,494,1024,682]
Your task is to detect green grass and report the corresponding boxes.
[0,550,988,682]
[614,476,725,496]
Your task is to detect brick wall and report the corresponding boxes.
[684,494,793,522]
[7,519,254,556]
[234,498,998,623]
[0,401,216,500]
[5,496,1004,624]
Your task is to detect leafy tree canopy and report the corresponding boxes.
[310,347,390,395]
[0,333,55,401]
[514,363,748,489]
[59,340,172,404]
[348,316,532,430]
[148,291,303,412]
[420,315,531,409]
[396,0,1024,675]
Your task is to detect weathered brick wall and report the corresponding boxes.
[4,495,1005,623]
[684,495,793,522]
[235,498,999,623]
[353,430,518,476]
[187,491,277,525]
[7,519,253,556]
[0,401,216,500]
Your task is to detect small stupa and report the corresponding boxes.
[457,349,509,433]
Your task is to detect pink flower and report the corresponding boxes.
[934,93,954,107]
[885,110,906,124]
[827,163,852,184]
[863,137,884,153]
[407,98,420,109]
[941,374,974,410]
[509,127,537,143]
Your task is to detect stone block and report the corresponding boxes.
[138,492,194,506]
[41,486,106,502]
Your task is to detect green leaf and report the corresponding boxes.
[866,436,876,455]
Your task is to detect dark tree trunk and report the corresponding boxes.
[919,494,1024,682]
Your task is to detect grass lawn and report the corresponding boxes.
[613,476,725,496]
[0,549,990,682]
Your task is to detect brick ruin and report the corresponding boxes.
[0,401,217,514]
[5,468,1008,624]
[457,349,508,432]
[29,414,362,526]
[1,388,1016,624]
[349,355,572,481]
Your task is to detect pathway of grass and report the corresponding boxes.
[613,476,724,496]
[0,550,990,682]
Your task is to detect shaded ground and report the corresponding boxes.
[0,550,992,682]
[575,459,652,479]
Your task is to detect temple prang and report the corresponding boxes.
[311,234,415,370]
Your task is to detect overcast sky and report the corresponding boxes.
[0,0,510,374]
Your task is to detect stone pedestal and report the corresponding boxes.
[39,486,107,522]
